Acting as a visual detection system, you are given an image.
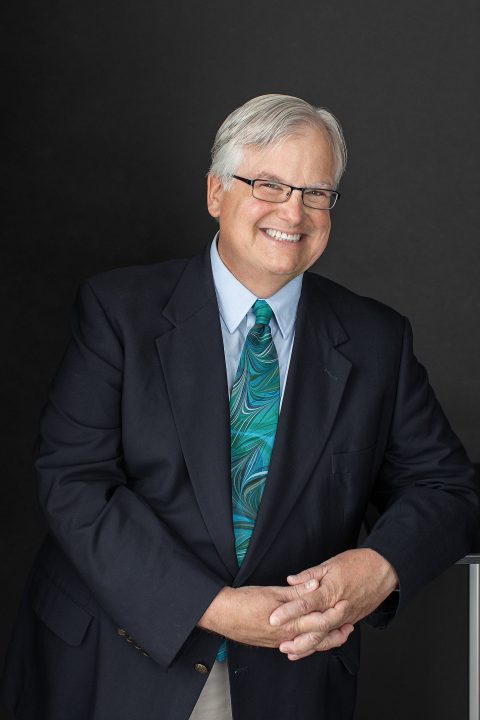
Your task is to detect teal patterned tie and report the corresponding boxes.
[230,300,280,565]
[216,300,280,662]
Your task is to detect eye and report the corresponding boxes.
[257,181,284,191]
[305,188,330,198]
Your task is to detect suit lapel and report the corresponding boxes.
[235,273,352,585]
[155,250,352,585]
[155,247,238,579]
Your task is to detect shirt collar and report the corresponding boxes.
[210,233,303,339]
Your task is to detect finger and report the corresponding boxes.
[312,624,355,653]
[292,578,319,594]
[287,565,328,586]
[280,624,354,656]
[290,602,347,635]
[270,585,331,626]
[270,594,315,627]
[270,579,320,626]
[280,623,354,656]
[287,649,316,661]
[279,602,349,651]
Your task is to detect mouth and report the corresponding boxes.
[262,228,304,243]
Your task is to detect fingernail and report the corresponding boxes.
[287,575,296,581]
[270,616,280,626]
[305,579,317,590]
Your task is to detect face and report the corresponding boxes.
[207,127,335,296]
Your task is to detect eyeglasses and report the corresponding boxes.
[232,175,340,210]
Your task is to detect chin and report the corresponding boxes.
[264,261,302,278]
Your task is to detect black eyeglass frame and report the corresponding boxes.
[232,174,340,210]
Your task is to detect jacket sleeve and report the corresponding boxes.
[361,316,480,619]
[34,280,226,669]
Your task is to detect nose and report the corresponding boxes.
[277,188,305,224]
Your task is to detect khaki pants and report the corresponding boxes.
[189,661,233,720]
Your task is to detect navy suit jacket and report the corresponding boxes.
[1,244,478,719]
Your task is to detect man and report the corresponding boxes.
[0,94,478,720]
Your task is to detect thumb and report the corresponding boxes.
[289,577,319,596]
[277,578,319,601]
[287,564,328,586]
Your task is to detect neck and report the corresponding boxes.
[217,249,296,299]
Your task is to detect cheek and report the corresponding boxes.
[319,214,332,233]
[311,216,331,243]
[233,204,265,232]
[306,219,331,259]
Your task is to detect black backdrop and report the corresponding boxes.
[2,1,479,718]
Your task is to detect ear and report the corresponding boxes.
[207,174,225,218]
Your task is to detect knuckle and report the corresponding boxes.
[288,618,299,636]
[298,597,310,615]
[324,587,336,608]
[311,632,324,646]
[291,589,311,612]
[293,584,303,598]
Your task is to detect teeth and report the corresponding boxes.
[265,228,302,242]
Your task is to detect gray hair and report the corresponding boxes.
[209,94,347,190]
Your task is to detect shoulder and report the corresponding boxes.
[306,272,406,338]
[83,258,189,304]
[72,258,191,335]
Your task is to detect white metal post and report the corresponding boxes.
[470,563,480,720]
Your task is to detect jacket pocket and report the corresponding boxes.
[331,631,360,675]
[30,568,93,647]
[331,444,377,476]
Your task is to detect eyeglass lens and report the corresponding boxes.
[252,180,336,209]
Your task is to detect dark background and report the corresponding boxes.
[1,1,479,718]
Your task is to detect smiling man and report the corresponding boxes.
[207,127,333,297]
[1,95,478,720]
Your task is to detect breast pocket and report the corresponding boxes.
[30,568,93,647]
[331,444,377,476]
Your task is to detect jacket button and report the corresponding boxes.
[116,628,128,637]
[194,663,209,675]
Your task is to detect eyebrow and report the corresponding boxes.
[255,171,332,189]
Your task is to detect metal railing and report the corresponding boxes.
[457,555,480,720]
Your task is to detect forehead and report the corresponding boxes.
[239,127,334,184]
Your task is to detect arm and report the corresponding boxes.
[361,316,479,607]
[35,280,228,669]
[269,316,479,658]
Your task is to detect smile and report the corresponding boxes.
[264,228,303,243]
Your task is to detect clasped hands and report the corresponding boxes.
[198,548,398,661]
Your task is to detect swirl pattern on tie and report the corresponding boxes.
[230,300,280,566]
[216,299,281,662]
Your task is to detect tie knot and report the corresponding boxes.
[253,299,273,326]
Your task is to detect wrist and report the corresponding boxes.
[197,586,236,635]
[367,548,399,593]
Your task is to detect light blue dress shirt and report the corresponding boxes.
[210,235,303,408]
